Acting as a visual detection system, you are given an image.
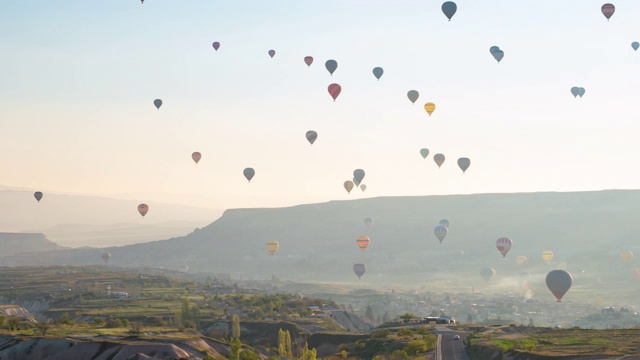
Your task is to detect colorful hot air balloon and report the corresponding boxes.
[243,168,255,182]
[632,42,640,51]
[420,148,430,159]
[328,83,341,101]
[360,184,367,192]
[191,152,202,164]
[542,250,554,263]
[601,3,615,20]
[306,130,318,145]
[489,46,504,63]
[268,49,276,58]
[546,270,572,302]
[424,102,436,116]
[212,42,220,51]
[102,252,111,264]
[496,237,512,258]
[153,99,162,109]
[304,56,314,67]
[138,203,149,217]
[353,169,365,187]
[441,1,457,21]
[516,256,528,266]
[439,219,449,227]
[620,250,633,264]
[34,191,43,203]
[570,87,579,98]
[434,154,445,168]
[577,87,585,98]
[434,225,448,243]
[457,158,470,173]
[372,67,384,80]
[480,267,496,282]
[356,236,370,251]
[344,180,354,194]
[266,240,279,255]
[353,263,366,279]
[325,60,338,75]
[407,90,419,104]
[364,217,373,228]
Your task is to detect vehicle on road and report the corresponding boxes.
[453,335,460,340]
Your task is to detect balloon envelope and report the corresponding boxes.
[441,1,457,20]
[191,152,201,164]
[353,263,366,279]
[601,3,615,20]
[457,157,470,173]
[434,225,448,243]
[344,180,354,194]
[493,49,504,63]
[353,169,365,187]
[268,49,276,58]
[546,270,572,302]
[212,41,220,51]
[578,87,585,98]
[424,102,436,116]
[633,42,640,51]
[542,250,554,263]
[138,203,149,217]
[496,237,513,258]
[620,250,633,264]
[356,236,370,251]
[304,56,314,67]
[480,267,496,282]
[306,130,318,145]
[434,153,445,168]
[407,90,419,104]
[516,256,528,266]
[570,87,579,98]
[372,67,384,80]
[439,219,449,227]
[153,99,162,109]
[325,60,338,75]
[328,83,342,101]
[360,184,367,192]
[34,191,43,203]
[266,240,279,255]
[102,252,111,264]
[243,168,255,182]
[364,217,373,228]
[420,148,430,159]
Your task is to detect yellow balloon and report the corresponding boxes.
[266,240,279,255]
[620,250,633,264]
[516,255,527,266]
[424,102,436,116]
[542,250,554,263]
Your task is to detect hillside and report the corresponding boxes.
[0,233,66,257]
[2,190,640,301]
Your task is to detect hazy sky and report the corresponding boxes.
[2,0,640,211]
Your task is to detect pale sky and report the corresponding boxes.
[1,0,640,211]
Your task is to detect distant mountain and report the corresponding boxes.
[0,233,66,257]
[2,190,640,298]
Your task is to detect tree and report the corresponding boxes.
[130,322,143,334]
[365,305,375,322]
[228,337,241,360]
[466,314,473,324]
[36,321,51,336]
[400,313,416,324]
[231,314,241,340]
[404,340,428,355]
[300,342,317,360]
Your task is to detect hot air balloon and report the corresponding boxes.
[570,87,579,98]
[306,130,318,145]
[441,1,457,21]
[420,148,429,159]
[360,184,367,192]
[325,60,338,75]
[153,99,162,109]
[424,102,436,116]
[577,87,585,98]
[353,263,366,279]
[180,264,189,272]
[480,267,496,282]
[457,158,470,173]
[212,42,220,51]
[546,270,572,302]
[344,180,354,194]
[633,268,640,280]
[243,168,255,182]
[434,154,445,168]
[372,67,384,80]
[496,237,512,258]
[364,217,373,228]
[34,192,43,203]
[138,203,149,217]
[632,42,640,51]
[489,46,504,63]
[328,83,341,101]
[304,56,314,67]
[620,250,633,264]
[266,240,279,255]
[353,169,365,187]
[102,252,111,264]
[439,219,449,227]
[407,90,419,104]
[516,256,528,266]
[601,3,615,20]
[356,236,370,251]
[434,225,448,243]
[192,152,202,164]
[268,49,276,58]
[542,250,554,263]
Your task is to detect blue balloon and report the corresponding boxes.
[570,87,579,98]
[243,168,255,182]
[492,49,504,63]
[372,67,384,80]
[325,60,338,76]
[441,1,457,21]
[489,46,500,54]
[632,41,639,51]
[577,87,585,98]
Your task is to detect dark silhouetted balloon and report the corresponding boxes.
[304,56,314,67]
[102,252,111,264]
[570,87,579,98]
[328,83,342,101]
[325,60,338,75]
[306,131,318,145]
[407,90,419,104]
[353,169,365,187]
[360,184,367,192]
[546,270,572,302]
[153,99,162,109]
[372,67,384,80]
[192,152,201,164]
[577,87,585,98]
[439,219,449,227]
[441,1,457,21]
[268,49,276,58]
[434,225,448,243]
[420,148,430,159]
[364,217,373,228]
[633,42,640,51]
[457,157,470,173]
[243,168,255,182]
[434,153,445,168]
[212,42,220,51]
[353,263,366,279]
[34,192,43,203]
[490,47,504,63]
[344,180,354,194]
[138,203,149,217]
[601,3,615,20]
[481,267,496,282]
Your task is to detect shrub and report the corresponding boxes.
[404,340,428,355]
[105,318,123,328]
[93,318,105,326]
[372,329,390,339]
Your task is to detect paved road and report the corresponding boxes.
[434,325,468,360]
